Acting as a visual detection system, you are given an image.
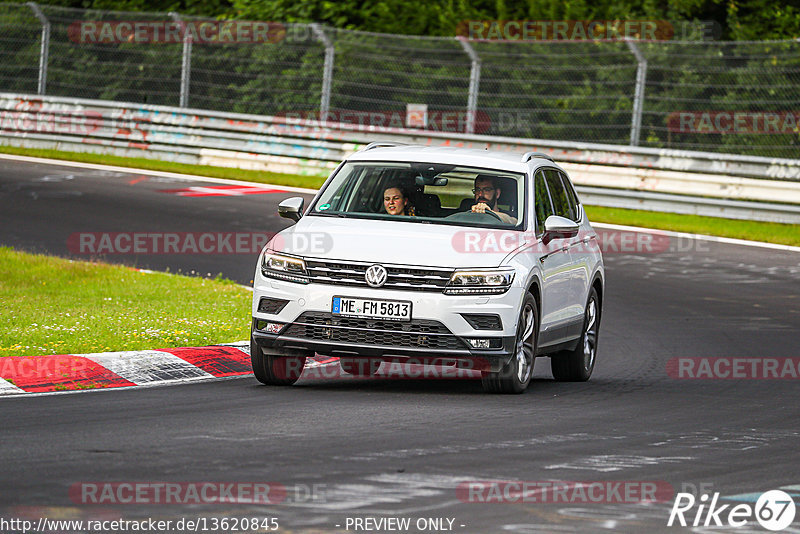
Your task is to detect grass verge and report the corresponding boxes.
[584,206,800,247]
[2,145,799,247]
[0,247,251,357]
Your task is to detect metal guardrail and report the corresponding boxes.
[2,92,800,223]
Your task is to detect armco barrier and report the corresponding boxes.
[2,92,800,223]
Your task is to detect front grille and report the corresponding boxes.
[305,259,453,292]
[282,312,466,350]
[462,314,503,330]
[258,298,289,314]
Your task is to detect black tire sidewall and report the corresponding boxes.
[482,293,538,393]
[250,336,305,386]
[551,287,599,382]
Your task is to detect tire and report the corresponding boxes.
[481,293,537,394]
[250,337,306,386]
[551,287,600,382]
[339,358,381,376]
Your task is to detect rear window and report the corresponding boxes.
[311,161,525,229]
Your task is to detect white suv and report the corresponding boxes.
[251,144,604,393]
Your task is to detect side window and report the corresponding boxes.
[544,169,572,220]
[559,171,581,222]
[534,170,553,234]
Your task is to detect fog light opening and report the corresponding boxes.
[257,320,285,334]
[466,338,502,349]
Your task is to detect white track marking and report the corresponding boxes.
[0,153,318,194]
[593,222,800,253]
[0,377,24,395]
[84,350,213,384]
[545,455,693,473]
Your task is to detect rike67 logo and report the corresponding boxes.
[668,490,796,531]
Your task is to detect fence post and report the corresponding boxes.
[310,24,334,120]
[27,2,49,95]
[457,37,481,134]
[625,39,647,146]
[169,12,192,108]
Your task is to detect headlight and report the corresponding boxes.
[444,269,515,295]
[261,252,309,284]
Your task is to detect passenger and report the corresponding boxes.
[470,175,517,224]
[383,184,416,216]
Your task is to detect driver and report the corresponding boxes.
[470,175,517,224]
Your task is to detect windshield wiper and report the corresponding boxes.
[310,211,347,218]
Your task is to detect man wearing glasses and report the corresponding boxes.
[470,175,517,224]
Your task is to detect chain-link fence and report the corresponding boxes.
[2,3,799,158]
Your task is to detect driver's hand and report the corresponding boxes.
[471,202,490,214]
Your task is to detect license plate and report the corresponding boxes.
[332,296,412,321]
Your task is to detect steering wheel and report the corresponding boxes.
[445,209,502,223]
[480,208,502,222]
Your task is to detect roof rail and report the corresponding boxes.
[521,151,554,163]
[362,141,408,151]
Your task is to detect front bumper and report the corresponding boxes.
[252,276,523,372]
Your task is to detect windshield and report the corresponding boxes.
[311,161,525,229]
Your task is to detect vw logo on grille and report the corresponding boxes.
[365,264,388,288]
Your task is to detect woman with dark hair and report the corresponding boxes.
[382,183,416,216]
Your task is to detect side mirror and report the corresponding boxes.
[278,197,305,222]
[543,215,579,241]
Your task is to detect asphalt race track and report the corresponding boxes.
[1,158,800,533]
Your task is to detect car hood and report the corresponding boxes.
[270,216,529,268]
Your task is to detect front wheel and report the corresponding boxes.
[481,293,537,394]
[551,287,600,382]
[250,337,306,386]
